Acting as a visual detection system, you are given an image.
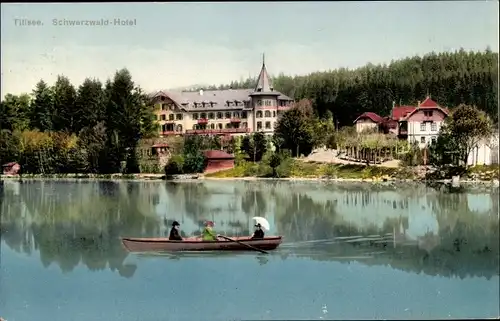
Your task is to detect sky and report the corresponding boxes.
[1,2,498,96]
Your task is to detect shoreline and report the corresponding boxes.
[1,173,498,186]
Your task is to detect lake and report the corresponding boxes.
[1,179,499,321]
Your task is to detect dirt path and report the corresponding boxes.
[303,149,401,168]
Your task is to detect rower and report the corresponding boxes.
[169,221,183,241]
[251,223,265,239]
[202,221,218,241]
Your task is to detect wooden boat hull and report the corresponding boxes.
[121,236,283,253]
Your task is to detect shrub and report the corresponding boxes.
[165,154,185,175]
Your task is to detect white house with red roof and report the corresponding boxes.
[353,96,448,145]
[393,96,449,148]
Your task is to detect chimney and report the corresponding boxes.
[199,89,203,96]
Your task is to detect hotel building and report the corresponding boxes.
[150,57,294,137]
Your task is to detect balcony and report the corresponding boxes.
[185,128,250,135]
[277,105,291,111]
[197,118,208,124]
[230,118,241,123]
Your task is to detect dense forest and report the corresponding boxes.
[196,49,498,125]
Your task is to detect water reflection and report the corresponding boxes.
[1,180,498,280]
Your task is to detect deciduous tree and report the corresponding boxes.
[439,104,493,167]
[274,99,316,157]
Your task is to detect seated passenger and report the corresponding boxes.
[169,221,183,241]
[251,223,265,239]
[202,221,219,241]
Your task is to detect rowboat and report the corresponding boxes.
[121,236,283,253]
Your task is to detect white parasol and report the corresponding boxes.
[252,216,270,231]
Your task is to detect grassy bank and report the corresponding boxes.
[204,160,499,182]
[205,160,416,180]
[2,163,496,182]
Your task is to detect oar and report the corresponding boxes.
[217,235,269,254]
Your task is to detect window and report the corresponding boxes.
[257,100,262,106]
[424,111,433,117]
[272,111,276,117]
[242,111,247,119]
[208,113,214,119]
[225,123,231,129]
[193,124,198,130]
[265,121,271,129]
[233,112,240,118]
[431,136,436,144]
[242,122,248,128]
[201,113,207,119]
[176,114,183,120]
[265,100,274,106]
[218,123,223,129]
[169,114,174,121]
[225,112,231,119]
[256,111,263,118]
[431,122,437,131]
[257,121,262,130]
[193,113,199,120]
[193,103,197,108]
[420,136,426,144]
[265,111,271,117]
[160,114,165,121]
[176,124,183,132]
[420,122,426,131]
[216,112,223,119]
[210,123,215,129]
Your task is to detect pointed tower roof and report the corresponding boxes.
[250,53,280,96]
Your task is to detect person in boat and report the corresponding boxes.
[169,221,183,241]
[202,220,219,241]
[251,223,265,239]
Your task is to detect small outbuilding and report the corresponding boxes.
[203,150,235,173]
[151,143,169,156]
[3,162,20,175]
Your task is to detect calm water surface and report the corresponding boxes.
[1,180,499,321]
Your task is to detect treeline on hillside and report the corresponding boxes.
[0,69,157,174]
[196,49,498,125]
